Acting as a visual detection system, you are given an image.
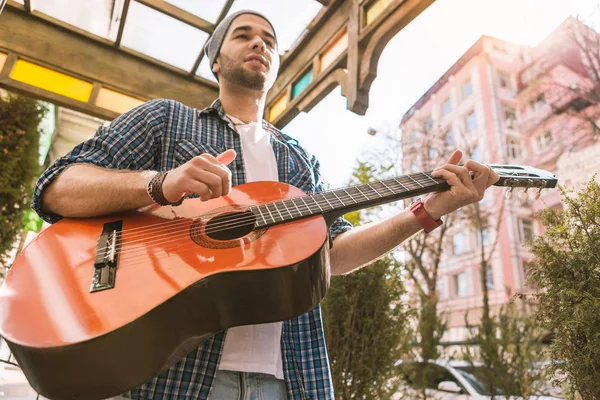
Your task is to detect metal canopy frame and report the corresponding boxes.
[0,0,436,126]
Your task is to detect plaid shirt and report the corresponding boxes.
[31,98,352,400]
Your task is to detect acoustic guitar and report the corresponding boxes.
[0,165,557,400]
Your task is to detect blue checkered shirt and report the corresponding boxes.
[31,98,352,400]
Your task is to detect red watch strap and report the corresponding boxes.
[410,198,443,233]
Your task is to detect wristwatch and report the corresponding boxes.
[410,198,443,233]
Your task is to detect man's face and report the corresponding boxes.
[213,14,279,91]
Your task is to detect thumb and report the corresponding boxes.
[447,149,463,165]
[216,149,237,165]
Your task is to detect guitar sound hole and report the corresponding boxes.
[205,211,257,241]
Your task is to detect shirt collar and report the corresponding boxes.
[199,98,287,142]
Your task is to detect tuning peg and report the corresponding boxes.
[534,189,542,200]
[505,187,514,200]
[518,188,529,201]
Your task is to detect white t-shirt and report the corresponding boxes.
[217,114,284,379]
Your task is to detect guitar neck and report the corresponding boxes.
[249,171,447,229]
[248,163,558,229]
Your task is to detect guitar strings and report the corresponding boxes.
[97,174,446,259]
[110,173,443,243]
[102,175,441,258]
[114,171,443,237]
[99,170,522,260]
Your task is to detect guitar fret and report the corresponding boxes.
[254,206,268,225]
[380,181,396,195]
[354,186,370,200]
[271,202,284,220]
[407,175,424,188]
[343,189,358,203]
[422,172,438,185]
[310,196,324,212]
[281,200,295,219]
[367,183,383,198]
[320,193,334,208]
[263,204,276,223]
[392,178,409,191]
[290,198,304,215]
[299,197,314,213]
[330,190,345,206]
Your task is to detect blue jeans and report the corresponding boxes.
[209,370,288,400]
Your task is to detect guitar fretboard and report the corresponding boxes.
[248,171,446,228]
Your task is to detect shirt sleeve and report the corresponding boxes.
[31,99,167,223]
[308,154,353,242]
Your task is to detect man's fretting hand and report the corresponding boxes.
[423,149,499,220]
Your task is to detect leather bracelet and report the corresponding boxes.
[146,172,184,206]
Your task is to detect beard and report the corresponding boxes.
[218,52,275,91]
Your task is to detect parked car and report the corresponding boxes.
[393,359,563,399]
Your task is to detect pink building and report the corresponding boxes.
[399,18,599,343]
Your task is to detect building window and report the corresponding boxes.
[436,278,446,299]
[471,146,481,162]
[530,92,546,111]
[428,147,436,159]
[425,117,434,131]
[534,129,553,152]
[454,272,467,297]
[503,104,517,127]
[519,218,535,243]
[477,228,490,247]
[445,129,455,146]
[462,80,473,100]
[466,111,477,132]
[442,97,452,115]
[409,131,417,143]
[498,71,511,90]
[411,159,420,173]
[507,137,523,159]
[522,260,536,288]
[485,266,494,290]
[453,232,467,255]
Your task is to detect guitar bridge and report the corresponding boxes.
[91,220,123,293]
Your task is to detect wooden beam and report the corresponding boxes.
[268,0,437,127]
[115,0,130,48]
[0,77,121,121]
[315,0,331,6]
[216,0,236,24]
[0,6,219,115]
[358,0,437,95]
[23,0,30,13]
[268,0,351,102]
[136,0,214,34]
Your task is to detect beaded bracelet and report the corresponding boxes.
[146,172,184,206]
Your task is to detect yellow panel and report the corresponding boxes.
[10,60,93,102]
[96,88,144,114]
[269,92,288,122]
[319,31,348,73]
[0,53,7,72]
[365,0,394,26]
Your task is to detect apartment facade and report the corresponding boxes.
[399,18,599,342]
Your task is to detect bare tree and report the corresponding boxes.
[365,120,458,399]
[458,130,549,398]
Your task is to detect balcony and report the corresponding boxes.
[518,103,552,133]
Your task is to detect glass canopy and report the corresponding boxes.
[20,0,323,76]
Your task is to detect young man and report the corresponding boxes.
[32,10,498,400]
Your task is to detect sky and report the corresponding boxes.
[281,0,600,188]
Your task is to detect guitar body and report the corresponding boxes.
[0,181,329,400]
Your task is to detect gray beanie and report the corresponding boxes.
[204,10,277,79]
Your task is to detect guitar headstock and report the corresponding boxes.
[488,164,558,200]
